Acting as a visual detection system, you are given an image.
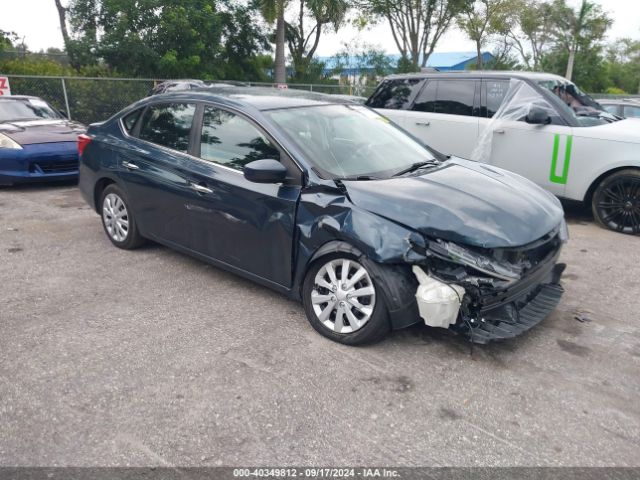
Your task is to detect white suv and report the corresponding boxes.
[367,71,640,234]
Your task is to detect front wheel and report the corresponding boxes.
[592,169,640,234]
[302,254,390,345]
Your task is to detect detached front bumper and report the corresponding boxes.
[462,279,564,344]
[0,142,79,185]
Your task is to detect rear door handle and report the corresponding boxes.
[122,161,139,170]
[494,129,505,134]
[415,121,431,127]
[191,183,213,194]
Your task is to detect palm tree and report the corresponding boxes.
[260,0,288,84]
[552,0,611,81]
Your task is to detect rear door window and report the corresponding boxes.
[366,78,425,109]
[412,80,437,112]
[434,80,477,116]
[138,103,196,153]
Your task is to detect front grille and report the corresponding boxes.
[30,159,78,174]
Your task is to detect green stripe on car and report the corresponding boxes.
[549,134,573,185]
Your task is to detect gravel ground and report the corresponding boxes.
[0,182,638,467]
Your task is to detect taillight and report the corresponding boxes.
[78,134,92,156]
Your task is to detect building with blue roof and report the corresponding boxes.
[318,51,495,77]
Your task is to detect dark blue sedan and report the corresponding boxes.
[0,96,85,185]
[79,87,567,345]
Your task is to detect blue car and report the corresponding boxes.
[79,87,566,345]
[0,95,85,185]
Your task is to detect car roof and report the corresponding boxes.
[383,70,570,83]
[149,86,355,111]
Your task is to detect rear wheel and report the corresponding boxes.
[592,169,640,234]
[302,254,390,345]
[100,184,145,249]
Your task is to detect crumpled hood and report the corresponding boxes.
[0,119,85,145]
[343,158,564,248]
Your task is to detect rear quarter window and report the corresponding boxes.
[366,78,425,110]
[122,108,142,134]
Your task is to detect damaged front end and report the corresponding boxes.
[409,221,568,344]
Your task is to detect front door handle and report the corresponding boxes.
[191,183,213,194]
[122,161,139,170]
[494,129,505,134]
[415,121,431,127]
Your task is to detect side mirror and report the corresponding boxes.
[243,159,287,184]
[525,106,551,125]
[58,109,68,119]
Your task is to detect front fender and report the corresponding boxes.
[290,189,425,329]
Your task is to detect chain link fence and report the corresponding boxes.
[4,75,156,125]
[2,75,377,125]
[5,74,634,125]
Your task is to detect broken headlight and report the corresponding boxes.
[559,218,569,243]
[427,240,522,283]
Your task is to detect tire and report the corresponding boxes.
[302,253,390,345]
[592,169,640,235]
[100,184,145,249]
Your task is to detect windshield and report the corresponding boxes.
[0,98,61,122]
[265,104,436,179]
[537,79,617,126]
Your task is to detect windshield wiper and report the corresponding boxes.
[392,160,439,177]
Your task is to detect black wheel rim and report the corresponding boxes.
[596,175,640,234]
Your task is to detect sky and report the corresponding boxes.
[0,0,638,57]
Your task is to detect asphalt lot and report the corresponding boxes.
[0,182,639,467]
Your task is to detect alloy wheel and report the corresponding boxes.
[102,193,129,242]
[595,175,640,234]
[311,258,376,334]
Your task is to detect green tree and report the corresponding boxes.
[286,0,349,80]
[1,30,16,53]
[58,0,270,79]
[220,5,272,81]
[604,39,640,94]
[550,0,611,81]
[540,39,609,92]
[96,0,225,78]
[457,0,516,70]
[259,0,288,83]
[506,0,555,70]
[358,0,468,70]
[331,41,393,86]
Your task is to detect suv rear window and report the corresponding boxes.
[366,78,425,109]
